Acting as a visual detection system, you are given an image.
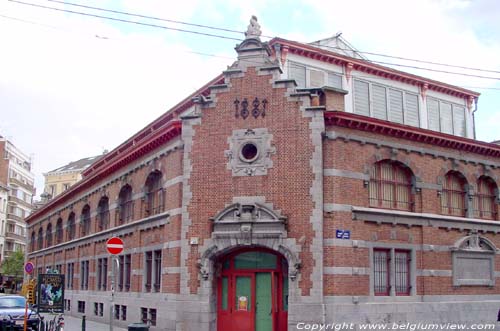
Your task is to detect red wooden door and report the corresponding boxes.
[217,249,288,331]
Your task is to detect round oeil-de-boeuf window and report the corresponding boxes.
[239,142,259,163]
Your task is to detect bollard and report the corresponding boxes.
[82,315,86,331]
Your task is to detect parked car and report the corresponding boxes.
[0,295,39,330]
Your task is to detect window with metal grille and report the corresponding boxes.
[97,196,110,231]
[474,176,498,220]
[154,250,162,292]
[144,171,164,216]
[66,263,74,289]
[118,254,132,291]
[373,249,390,295]
[394,250,411,295]
[118,185,134,224]
[145,251,152,292]
[369,161,413,211]
[441,171,466,217]
[80,260,89,290]
[97,258,108,291]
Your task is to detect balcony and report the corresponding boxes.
[8,196,32,208]
[6,213,22,222]
[5,231,26,241]
[9,178,35,193]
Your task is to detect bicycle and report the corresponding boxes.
[46,312,64,331]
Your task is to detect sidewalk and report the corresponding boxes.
[54,314,128,331]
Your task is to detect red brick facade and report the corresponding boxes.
[25,35,500,330]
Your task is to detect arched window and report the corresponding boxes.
[46,223,53,248]
[37,228,43,250]
[117,185,133,224]
[441,171,467,217]
[474,176,498,220]
[80,204,91,236]
[144,171,164,216]
[55,218,63,244]
[30,232,36,252]
[97,196,110,231]
[67,212,76,241]
[369,161,413,211]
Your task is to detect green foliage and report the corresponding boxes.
[1,250,25,279]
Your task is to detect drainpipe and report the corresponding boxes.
[472,97,478,140]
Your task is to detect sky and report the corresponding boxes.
[0,0,499,198]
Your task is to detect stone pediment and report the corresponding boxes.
[451,231,497,253]
[210,202,287,242]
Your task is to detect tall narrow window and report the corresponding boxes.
[394,250,410,295]
[154,250,162,292]
[37,228,43,250]
[80,205,91,236]
[67,212,76,241]
[369,161,413,211]
[144,171,164,216]
[474,176,497,220]
[80,260,89,290]
[117,185,133,224]
[441,171,466,217]
[97,196,110,231]
[145,252,152,292]
[45,223,53,248]
[373,249,390,296]
[30,232,35,252]
[97,258,108,291]
[119,254,132,292]
[55,218,63,244]
[66,263,74,289]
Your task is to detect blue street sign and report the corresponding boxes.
[336,229,351,239]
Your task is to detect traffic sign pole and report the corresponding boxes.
[106,237,123,331]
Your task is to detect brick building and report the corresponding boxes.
[26,19,500,331]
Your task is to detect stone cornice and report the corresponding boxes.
[27,211,170,257]
[352,206,500,233]
[26,121,182,223]
[325,111,500,158]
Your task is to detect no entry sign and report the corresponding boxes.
[106,237,124,255]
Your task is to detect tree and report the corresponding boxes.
[1,250,25,281]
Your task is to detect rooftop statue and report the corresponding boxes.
[245,15,261,39]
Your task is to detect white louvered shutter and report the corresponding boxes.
[440,102,453,134]
[404,93,419,127]
[327,72,342,89]
[389,89,404,124]
[453,105,466,137]
[427,98,440,131]
[354,80,370,116]
[289,62,306,88]
[310,69,324,87]
[372,84,387,120]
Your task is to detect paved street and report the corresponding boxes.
[44,314,128,331]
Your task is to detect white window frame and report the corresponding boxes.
[353,78,420,127]
[426,97,466,137]
[288,61,343,89]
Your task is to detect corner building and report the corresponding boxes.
[26,26,500,331]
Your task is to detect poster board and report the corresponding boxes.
[37,274,65,313]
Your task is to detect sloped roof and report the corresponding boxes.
[47,155,103,174]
